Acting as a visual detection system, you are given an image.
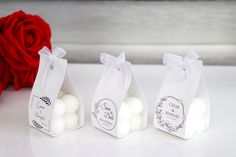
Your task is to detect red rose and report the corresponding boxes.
[0,10,51,90]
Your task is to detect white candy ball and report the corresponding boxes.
[118,103,131,120]
[62,94,79,113]
[117,120,130,137]
[185,113,206,138]
[58,90,65,99]
[195,115,206,132]
[190,97,206,115]
[125,97,143,115]
[52,99,65,117]
[185,114,196,138]
[51,117,65,134]
[130,114,143,130]
[65,114,78,130]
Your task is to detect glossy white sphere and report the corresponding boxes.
[195,115,206,132]
[65,113,78,130]
[118,103,131,120]
[130,114,143,130]
[52,99,65,117]
[190,97,206,115]
[62,94,79,113]
[185,114,196,138]
[51,117,65,135]
[117,120,130,137]
[125,97,143,115]
[185,113,206,138]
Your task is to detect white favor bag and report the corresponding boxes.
[28,47,84,137]
[154,51,210,139]
[91,52,147,138]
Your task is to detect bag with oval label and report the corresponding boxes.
[154,51,210,139]
[91,52,147,138]
[28,46,84,137]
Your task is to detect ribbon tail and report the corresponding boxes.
[52,47,67,58]
[163,53,183,66]
[116,52,126,63]
[100,52,126,65]
[185,50,199,60]
[38,46,51,56]
[100,53,116,64]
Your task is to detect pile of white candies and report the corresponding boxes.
[185,97,207,138]
[117,94,144,137]
[51,91,79,135]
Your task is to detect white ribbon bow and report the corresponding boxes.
[100,52,131,89]
[39,46,66,89]
[100,52,126,65]
[163,50,199,81]
[39,46,66,60]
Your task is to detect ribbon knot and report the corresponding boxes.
[39,46,66,90]
[39,46,66,60]
[163,50,199,67]
[163,50,199,81]
[100,52,126,66]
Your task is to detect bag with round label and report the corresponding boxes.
[91,52,147,138]
[28,46,84,137]
[154,51,210,139]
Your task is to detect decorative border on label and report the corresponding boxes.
[155,96,185,133]
[40,96,51,106]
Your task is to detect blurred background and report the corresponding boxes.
[0,0,236,65]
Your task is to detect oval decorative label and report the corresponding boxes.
[92,98,117,131]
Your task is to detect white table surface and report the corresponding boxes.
[0,64,236,157]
